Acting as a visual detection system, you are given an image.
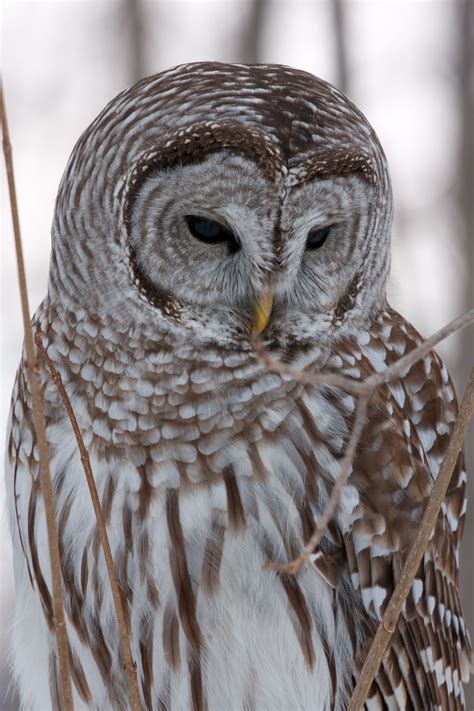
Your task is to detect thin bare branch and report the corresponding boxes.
[267,395,369,575]
[35,333,141,711]
[257,308,474,576]
[254,309,474,398]
[365,309,474,391]
[349,368,474,710]
[1,83,74,709]
[252,334,366,393]
[457,6,474,710]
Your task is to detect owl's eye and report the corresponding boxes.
[306,226,331,250]
[185,215,239,251]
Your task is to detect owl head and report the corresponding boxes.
[50,63,392,351]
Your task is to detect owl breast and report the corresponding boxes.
[9,305,470,710]
[38,321,359,710]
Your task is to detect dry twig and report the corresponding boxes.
[1,83,74,709]
[349,368,474,710]
[254,308,474,398]
[267,395,369,575]
[256,307,474,575]
[35,333,141,711]
[256,321,474,707]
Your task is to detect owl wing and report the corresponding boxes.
[5,361,40,599]
[334,308,471,709]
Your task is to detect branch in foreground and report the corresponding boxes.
[254,309,474,398]
[267,396,369,575]
[365,309,474,392]
[256,306,474,577]
[349,368,474,711]
[35,333,141,711]
[1,84,74,709]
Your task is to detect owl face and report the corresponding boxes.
[52,63,392,350]
[129,150,379,344]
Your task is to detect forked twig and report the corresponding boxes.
[349,368,474,710]
[254,309,474,398]
[364,310,474,391]
[35,333,141,711]
[266,395,369,574]
[1,84,74,709]
[256,307,474,576]
[255,318,473,707]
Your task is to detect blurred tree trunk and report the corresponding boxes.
[239,0,268,64]
[457,0,474,707]
[125,0,145,83]
[331,0,349,94]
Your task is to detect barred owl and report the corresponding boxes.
[6,63,471,710]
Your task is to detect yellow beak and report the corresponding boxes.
[251,290,273,334]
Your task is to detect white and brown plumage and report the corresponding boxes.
[6,62,471,709]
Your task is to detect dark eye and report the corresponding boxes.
[185,215,239,251]
[306,225,331,250]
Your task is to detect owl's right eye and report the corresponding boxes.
[185,215,239,251]
[306,225,331,250]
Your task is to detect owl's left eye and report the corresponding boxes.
[185,215,239,251]
[306,225,331,250]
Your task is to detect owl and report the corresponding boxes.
[6,63,471,710]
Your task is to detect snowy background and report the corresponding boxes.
[1,1,473,707]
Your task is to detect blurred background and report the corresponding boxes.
[1,0,473,708]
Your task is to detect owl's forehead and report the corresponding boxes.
[115,62,382,165]
[62,63,390,223]
[105,63,387,220]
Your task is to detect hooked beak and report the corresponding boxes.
[251,290,273,334]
